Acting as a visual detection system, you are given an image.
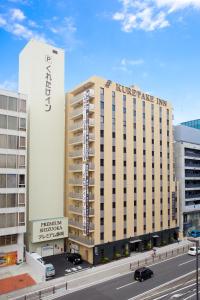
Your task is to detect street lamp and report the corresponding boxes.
[188,237,199,300]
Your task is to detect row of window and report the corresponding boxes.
[0,234,17,246]
[0,212,25,228]
[0,154,25,169]
[0,134,26,149]
[0,174,25,188]
[0,95,26,113]
[0,115,26,131]
[0,193,25,208]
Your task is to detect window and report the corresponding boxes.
[18,194,25,206]
[143,212,146,218]
[100,159,104,166]
[134,200,137,206]
[100,130,104,137]
[112,132,115,138]
[134,226,137,233]
[100,232,104,240]
[134,213,137,219]
[124,215,127,221]
[100,218,104,225]
[124,161,126,167]
[160,141,162,146]
[100,203,104,210]
[152,163,154,168]
[100,102,104,110]
[112,230,116,237]
[124,188,127,194]
[123,134,126,140]
[19,99,26,113]
[143,150,146,155]
[100,144,104,152]
[143,187,146,193]
[8,116,18,130]
[112,146,115,152]
[112,104,115,112]
[100,116,104,124]
[134,161,136,167]
[152,139,154,144]
[19,136,26,149]
[112,216,116,222]
[134,136,136,142]
[152,151,154,156]
[7,174,17,188]
[143,162,146,168]
[0,114,7,129]
[112,174,116,180]
[19,212,25,225]
[7,155,17,168]
[123,147,126,153]
[152,211,155,216]
[144,225,146,231]
[152,187,155,192]
[19,174,25,187]
[143,137,146,143]
[112,202,116,208]
[0,154,6,168]
[112,188,116,194]
[124,228,127,234]
[18,155,25,168]
[152,199,155,204]
[100,188,104,196]
[124,174,126,180]
[100,173,104,181]
[8,97,17,111]
[112,160,115,166]
[143,199,146,205]
[124,201,127,207]
[134,149,136,154]
[134,187,137,193]
[134,174,136,180]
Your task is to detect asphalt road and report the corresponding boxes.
[56,253,199,300]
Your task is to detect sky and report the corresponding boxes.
[0,0,200,124]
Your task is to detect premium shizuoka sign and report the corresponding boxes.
[32,218,68,243]
[82,90,90,236]
[44,55,52,112]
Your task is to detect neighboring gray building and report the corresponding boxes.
[174,125,200,235]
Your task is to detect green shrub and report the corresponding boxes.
[100,257,109,264]
[124,250,129,257]
[145,242,152,250]
[114,252,121,259]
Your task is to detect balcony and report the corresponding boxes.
[69,119,95,132]
[69,233,94,246]
[185,193,200,200]
[70,89,94,106]
[69,205,94,215]
[69,133,95,145]
[68,220,95,231]
[68,192,94,200]
[69,148,95,158]
[69,178,95,185]
[70,104,95,119]
[68,163,95,172]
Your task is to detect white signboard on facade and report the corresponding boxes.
[32,218,68,243]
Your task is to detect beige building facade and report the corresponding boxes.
[66,76,179,264]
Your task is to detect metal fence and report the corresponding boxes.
[129,244,194,271]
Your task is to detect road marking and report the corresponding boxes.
[153,282,196,300]
[178,259,195,266]
[183,291,200,300]
[116,281,137,290]
[127,269,200,300]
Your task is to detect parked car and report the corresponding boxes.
[66,253,83,265]
[188,247,200,256]
[45,263,55,279]
[134,267,154,282]
[188,230,200,238]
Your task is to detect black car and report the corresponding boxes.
[66,253,83,265]
[134,267,153,282]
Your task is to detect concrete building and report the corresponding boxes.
[0,89,27,266]
[66,76,179,264]
[174,125,200,235]
[19,39,68,257]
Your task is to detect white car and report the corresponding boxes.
[188,247,200,256]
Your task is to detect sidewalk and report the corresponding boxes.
[6,238,195,299]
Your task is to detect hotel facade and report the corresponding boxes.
[66,76,179,264]
[0,89,27,266]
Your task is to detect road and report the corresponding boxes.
[54,253,199,300]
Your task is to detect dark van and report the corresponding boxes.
[134,267,154,282]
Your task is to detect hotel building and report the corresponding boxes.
[66,76,179,264]
[19,39,67,257]
[0,89,27,266]
[174,125,200,235]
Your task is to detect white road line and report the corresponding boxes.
[153,282,196,300]
[179,259,195,266]
[183,291,200,300]
[127,269,199,300]
[116,281,137,290]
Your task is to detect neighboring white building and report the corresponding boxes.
[0,89,27,266]
[174,125,200,235]
[19,39,67,257]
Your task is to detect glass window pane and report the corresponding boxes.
[0,214,6,228]
[7,174,17,188]
[0,114,7,129]
[19,100,26,113]
[0,174,6,188]
[0,194,6,208]
[19,212,25,225]
[8,135,17,149]
[19,118,26,130]
[0,95,7,110]
[0,134,7,148]
[18,155,25,168]
[18,193,25,206]
[0,154,6,168]
[19,174,25,187]
[7,155,17,168]
[8,97,17,111]
[8,116,18,130]
[7,194,17,207]
[19,136,26,149]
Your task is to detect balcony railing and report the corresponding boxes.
[70,89,94,106]
[68,220,94,231]
[185,173,200,178]
[70,104,95,119]
[69,233,94,246]
[69,178,95,185]
[68,163,95,172]
[69,119,95,131]
[185,152,200,159]
[69,148,95,158]
[68,192,94,200]
[185,194,200,199]
[69,205,94,215]
[69,133,95,145]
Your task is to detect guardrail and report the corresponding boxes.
[129,244,194,271]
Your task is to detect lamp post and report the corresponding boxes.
[188,237,199,300]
